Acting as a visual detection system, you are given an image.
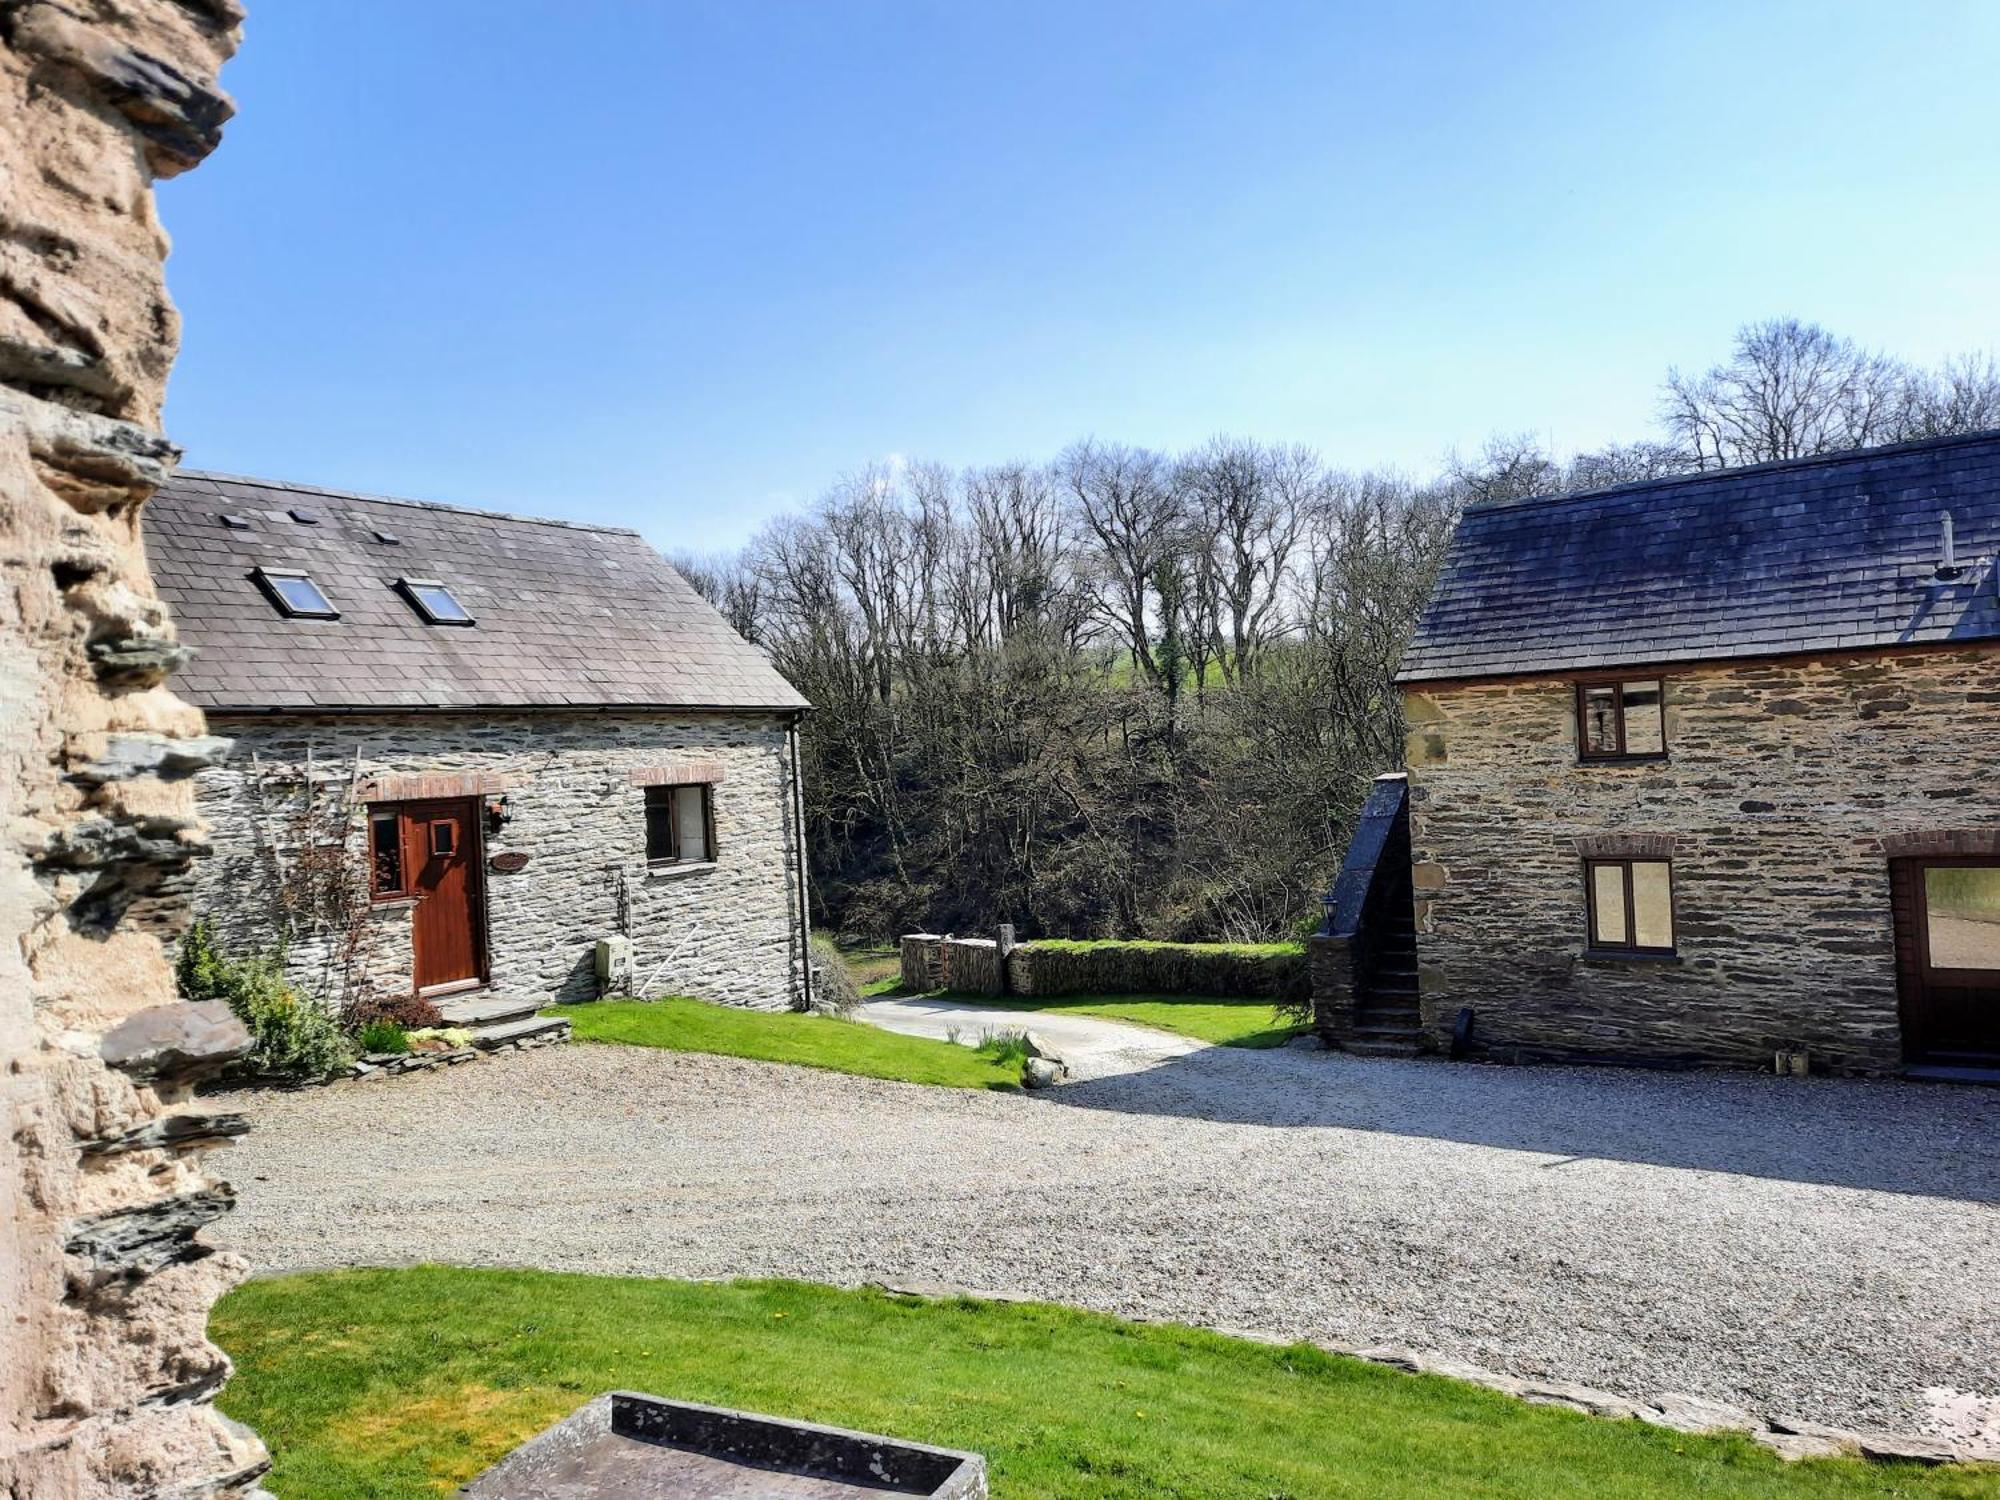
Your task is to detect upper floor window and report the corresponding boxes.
[397,578,474,625]
[1577,679,1665,761]
[645,783,714,865]
[1586,858,1676,955]
[252,567,338,619]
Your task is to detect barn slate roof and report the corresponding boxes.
[1398,430,2000,684]
[144,470,809,713]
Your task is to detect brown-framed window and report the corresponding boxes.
[645,784,716,865]
[368,811,409,900]
[1585,858,1676,954]
[1577,679,1666,761]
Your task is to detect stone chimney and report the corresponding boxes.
[0,2,269,1494]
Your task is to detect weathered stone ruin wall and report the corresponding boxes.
[190,711,810,1011]
[1,3,267,1494]
[1403,646,2000,1072]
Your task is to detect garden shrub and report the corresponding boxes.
[1011,939,1308,1001]
[356,1019,409,1055]
[344,992,443,1030]
[806,932,864,1015]
[175,919,354,1079]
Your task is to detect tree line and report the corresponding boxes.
[679,319,2000,943]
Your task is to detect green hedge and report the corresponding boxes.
[1012,940,1308,1001]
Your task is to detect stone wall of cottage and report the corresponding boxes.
[1404,646,2000,1072]
[190,711,808,1011]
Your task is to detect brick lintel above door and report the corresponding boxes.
[356,770,517,803]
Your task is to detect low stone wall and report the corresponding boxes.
[900,936,1307,1001]
[1308,935,1358,1044]
[1010,942,1307,999]
[899,934,1003,996]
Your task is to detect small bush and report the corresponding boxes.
[345,993,443,1030]
[356,1019,409,1055]
[806,932,864,1015]
[974,1028,1029,1067]
[407,1026,474,1050]
[175,920,353,1079]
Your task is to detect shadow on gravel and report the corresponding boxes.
[1040,1045,2000,1203]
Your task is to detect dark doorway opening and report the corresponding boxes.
[1891,856,2000,1068]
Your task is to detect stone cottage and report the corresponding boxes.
[144,470,813,1031]
[1314,431,2000,1079]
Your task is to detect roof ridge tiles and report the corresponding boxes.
[1464,426,2000,517]
[176,469,646,537]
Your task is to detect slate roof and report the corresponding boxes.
[1398,430,2000,684]
[144,470,809,713]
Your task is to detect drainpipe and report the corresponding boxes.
[788,714,812,1012]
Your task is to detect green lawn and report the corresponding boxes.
[926,992,1306,1048]
[546,996,1022,1090]
[211,1268,1997,1500]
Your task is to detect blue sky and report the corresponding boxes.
[160,1,2000,553]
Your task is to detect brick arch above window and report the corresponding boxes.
[1573,832,1678,860]
[1880,829,2000,859]
[628,760,725,788]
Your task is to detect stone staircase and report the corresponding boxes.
[1344,906,1424,1057]
[434,994,571,1052]
[1312,772,1428,1059]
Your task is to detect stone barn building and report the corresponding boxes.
[144,470,813,1035]
[1314,431,2000,1080]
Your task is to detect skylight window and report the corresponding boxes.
[220,513,253,530]
[397,578,474,625]
[287,507,322,525]
[252,567,338,619]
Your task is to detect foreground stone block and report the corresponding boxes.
[463,1391,987,1498]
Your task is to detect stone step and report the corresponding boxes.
[1357,1009,1419,1028]
[1903,1063,2000,1087]
[1343,1036,1423,1058]
[467,1015,571,1050]
[435,994,542,1027]
[1353,1019,1422,1040]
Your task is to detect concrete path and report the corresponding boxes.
[853,995,1204,1079]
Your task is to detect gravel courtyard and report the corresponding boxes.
[210,1041,2000,1442]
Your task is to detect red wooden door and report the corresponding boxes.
[404,799,485,994]
[1892,857,2000,1063]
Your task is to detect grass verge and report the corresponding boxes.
[546,996,1022,1090]
[212,1267,1996,1500]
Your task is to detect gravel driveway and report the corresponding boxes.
[209,1042,2000,1441]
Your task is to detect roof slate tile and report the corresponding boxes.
[146,471,809,714]
[1399,431,2000,682]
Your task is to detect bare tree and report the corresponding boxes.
[1174,437,1316,681]
[1662,318,1909,467]
[1059,439,1179,682]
